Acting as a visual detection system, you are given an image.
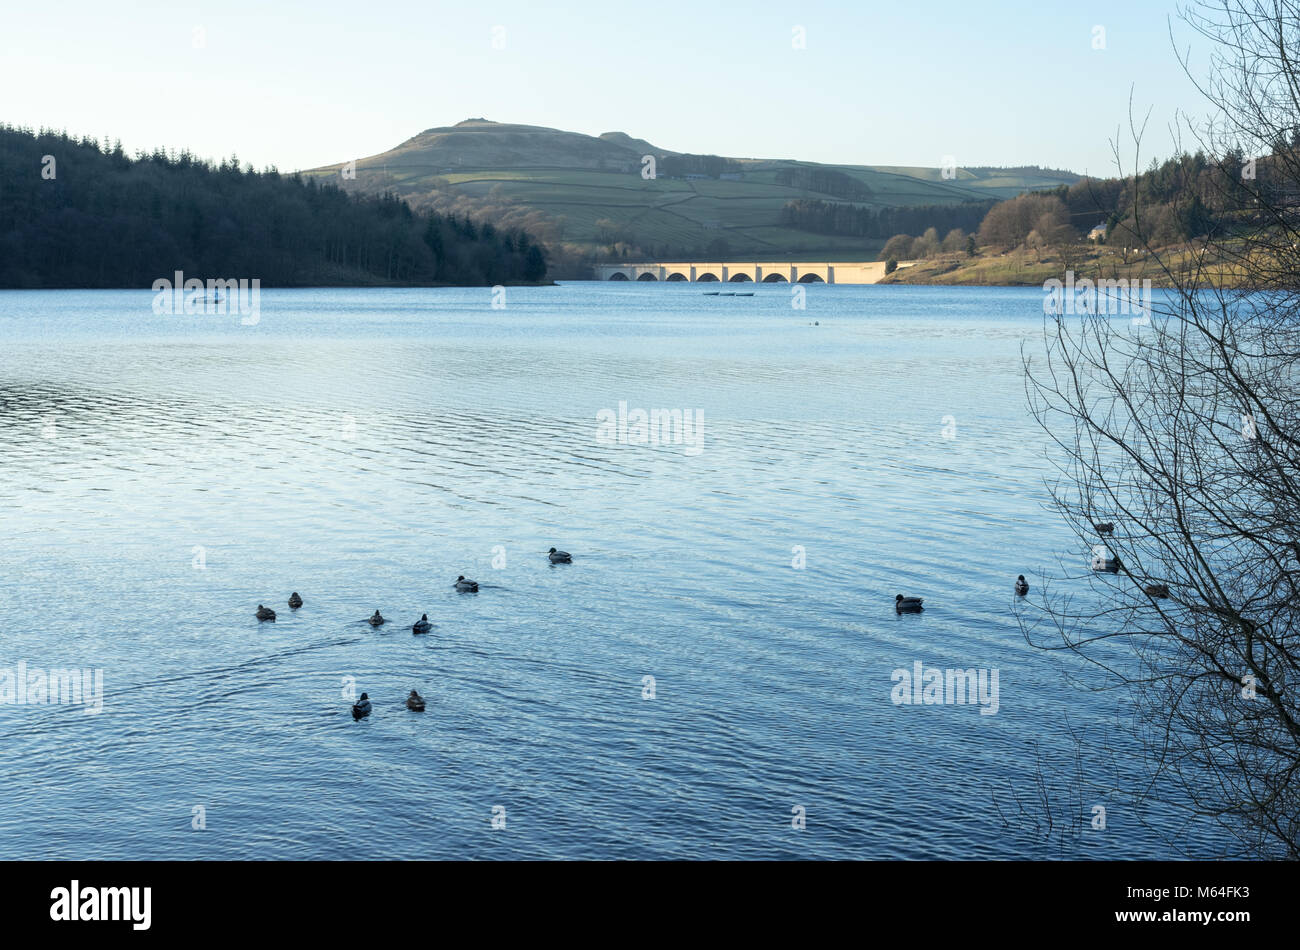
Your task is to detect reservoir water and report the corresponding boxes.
[0,282,1221,858]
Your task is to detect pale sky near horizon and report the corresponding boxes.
[1,0,1213,176]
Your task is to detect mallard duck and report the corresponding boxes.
[1093,522,1115,536]
[255,604,276,621]
[547,547,572,564]
[895,594,924,613]
[1015,575,1029,596]
[455,576,478,593]
[412,613,432,633]
[288,592,303,609]
[406,690,426,712]
[368,610,386,626]
[352,693,372,719]
[1143,583,1170,598]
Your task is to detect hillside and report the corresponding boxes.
[873,145,1281,289]
[0,124,547,289]
[307,119,1080,263]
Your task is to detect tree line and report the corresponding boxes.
[0,124,547,288]
[659,154,742,178]
[774,167,873,201]
[779,198,995,240]
[862,142,1294,262]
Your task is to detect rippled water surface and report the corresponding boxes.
[0,284,1221,858]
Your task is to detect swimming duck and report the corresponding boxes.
[548,547,572,564]
[1093,522,1115,536]
[406,690,426,712]
[1143,583,1170,598]
[352,692,372,719]
[895,594,924,613]
[1091,555,1121,574]
[1015,575,1029,596]
[368,610,386,626]
[288,592,303,609]
[412,613,432,633]
[256,604,276,621]
[455,576,479,593]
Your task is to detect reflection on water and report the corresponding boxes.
[0,284,1220,858]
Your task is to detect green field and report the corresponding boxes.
[305,120,1079,259]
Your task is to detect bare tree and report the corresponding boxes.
[1020,1,1300,858]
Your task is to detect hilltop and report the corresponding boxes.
[306,119,1080,265]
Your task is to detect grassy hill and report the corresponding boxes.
[306,119,1080,264]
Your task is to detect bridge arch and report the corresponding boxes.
[666,272,688,281]
[797,273,826,283]
[696,272,720,282]
[762,273,788,282]
[636,272,658,281]
[728,273,753,282]
[607,271,629,281]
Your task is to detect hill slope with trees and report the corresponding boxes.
[877,143,1292,287]
[0,124,547,288]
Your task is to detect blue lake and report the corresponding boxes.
[0,282,1221,858]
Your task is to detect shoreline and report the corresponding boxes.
[877,245,1253,290]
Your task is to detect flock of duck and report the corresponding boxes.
[252,548,574,719]
[894,521,1170,614]
[251,533,1152,713]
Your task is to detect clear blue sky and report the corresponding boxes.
[1,0,1211,175]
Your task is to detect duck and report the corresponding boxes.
[1093,522,1115,536]
[1143,583,1170,598]
[454,575,479,593]
[351,692,372,719]
[368,610,386,626]
[1015,575,1029,596]
[255,604,276,622]
[406,690,426,712]
[895,594,924,613]
[547,547,572,564]
[412,613,432,633]
[288,592,303,609]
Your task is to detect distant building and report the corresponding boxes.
[1088,222,1108,242]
